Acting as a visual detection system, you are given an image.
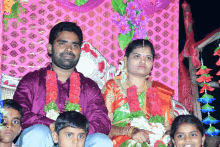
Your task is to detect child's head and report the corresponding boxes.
[0,99,23,146]
[170,115,206,147]
[52,111,89,147]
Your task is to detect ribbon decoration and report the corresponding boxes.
[55,0,104,13]
[135,0,171,16]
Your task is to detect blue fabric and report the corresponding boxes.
[16,124,113,147]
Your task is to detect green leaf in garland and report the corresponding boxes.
[44,101,59,113]
[118,30,134,50]
[130,110,145,120]
[201,65,207,70]
[75,0,89,6]
[65,101,81,112]
[214,47,220,53]
[149,115,165,125]
[112,0,127,16]
[201,94,214,98]
[203,74,211,77]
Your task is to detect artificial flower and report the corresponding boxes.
[196,74,213,83]
[126,1,140,14]
[3,0,14,14]
[200,84,214,93]
[205,127,220,136]
[118,20,131,35]
[217,70,220,76]
[132,28,147,40]
[201,104,215,113]
[139,11,149,27]
[197,97,215,104]
[213,47,220,56]
[202,116,219,125]
[216,58,220,66]
[196,66,212,75]
[112,14,125,26]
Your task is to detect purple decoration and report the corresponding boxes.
[118,20,131,35]
[133,28,147,40]
[136,0,172,16]
[55,0,104,12]
[126,1,140,14]
[112,15,126,26]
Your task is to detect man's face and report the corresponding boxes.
[48,31,81,70]
[0,107,21,145]
[53,127,86,147]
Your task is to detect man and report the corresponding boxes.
[13,22,112,147]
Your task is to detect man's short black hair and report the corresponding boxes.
[49,22,83,46]
[3,99,23,124]
[55,111,89,135]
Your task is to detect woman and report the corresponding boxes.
[170,115,206,147]
[102,39,175,147]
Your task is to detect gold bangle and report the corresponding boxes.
[128,127,135,137]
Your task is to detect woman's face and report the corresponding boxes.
[126,46,153,77]
[172,123,205,147]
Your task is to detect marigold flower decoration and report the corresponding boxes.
[3,0,26,28]
[196,61,220,136]
[112,0,148,50]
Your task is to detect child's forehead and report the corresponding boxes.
[60,126,86,133]
[3,106,21,118]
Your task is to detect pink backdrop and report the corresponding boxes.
[1,0,179,100]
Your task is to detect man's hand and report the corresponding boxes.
[131,128,154,144]
[49,122,55,132]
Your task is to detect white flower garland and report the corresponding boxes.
[130,116,170,147]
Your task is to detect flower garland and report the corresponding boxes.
[112,0,149,50]
[127,85,168,147]
[45,70,81,120]
[196,62,220,136]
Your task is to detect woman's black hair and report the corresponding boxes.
[49,22,83,46]
[125,39,155,59]
[55,111,89,135]
[3,99,23,124]
[170,115,206,147]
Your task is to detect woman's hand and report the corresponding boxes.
[131,128,153,144]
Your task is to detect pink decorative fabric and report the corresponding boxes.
[0,0,2,85]
[2,0,179,100]
[136,0,171,16]
[55,0,104,12]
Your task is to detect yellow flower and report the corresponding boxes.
[3,0,14,14]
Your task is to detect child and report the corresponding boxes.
[170,115,206,147]
[0,99,23,147]
[52,111,89,147]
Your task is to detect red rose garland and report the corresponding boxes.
[45,70,81,113]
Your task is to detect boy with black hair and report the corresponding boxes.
[0,99,23,147]
[52,111,89,147]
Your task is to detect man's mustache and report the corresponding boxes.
[60,52,76,58]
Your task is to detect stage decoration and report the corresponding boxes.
[45,71,81,121]
[55,0,104,12]
[135,0,171,16]
[196,60,220,136]
[213,45,220,84]
[3,0,26,28]
[112,0,148,50]
[125,86,169,147]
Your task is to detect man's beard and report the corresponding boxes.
[51,48,80,70]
